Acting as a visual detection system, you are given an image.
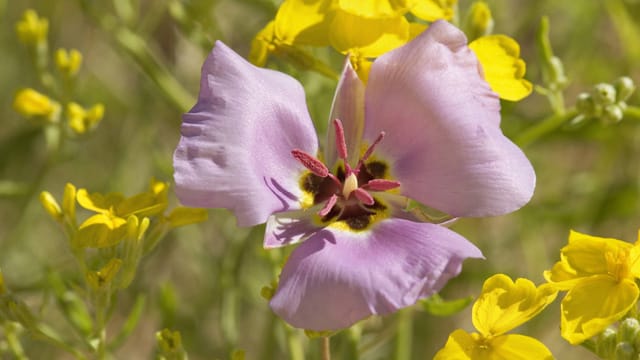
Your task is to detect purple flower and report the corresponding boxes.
[173,20,535,331]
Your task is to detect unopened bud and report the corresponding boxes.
[16,9,48,46]
[593,83,617,106]
[596,328,617,359]
[62,183,77,224]
[615,76,636,103]
[464,1,494,41]
[602,104,624,124]
[618,318,640,344]
[13,88,60,122]
[55,48,82,76]
[615,342,635,360]
[40,191,63,221]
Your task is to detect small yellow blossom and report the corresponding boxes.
[74,179,169,248]
[469,35,533,101]
[435,274,556,360]
[55,48,83,76]
[13,88,60,122]
[338,0,413,18]
[67,102,105,134]
[16,9,48,45]
[544,230,640,344]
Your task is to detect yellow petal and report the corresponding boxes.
[409,22,428,40]
[433,329,481,360]
[274,0,334,46]
[487,334,554,360]
[249,21,276,66]
[338,0,413,18]
[473,274,557,337]
[469,35,532,101]
[76,189,124,214]
[349,54,373,84]
[545,230,632,288]
[76,213,128,248]
[410,0,457,22]
[560,275,639,344]
[330,9,409,57]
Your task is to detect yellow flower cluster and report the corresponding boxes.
[13,9,104,136]
[544,230,640,345]
[40,180,208,290]
[250,0,531,100]
[435,274,556,359]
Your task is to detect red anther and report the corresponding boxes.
[353,188,375,205]
[362,179,401,191]
[318,194,338,217]
[291,149,329,177]
[333,119,349,160]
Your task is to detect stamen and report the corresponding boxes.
[353,188,375,205]
[362,179,401,191]
[291,149,328,177]
[318,194,338,217]
[333,119,349,160]
[361,131,385,162]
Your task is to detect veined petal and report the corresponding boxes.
[330,9,409,58]
[173,41,318,226]
[364,20,535,217]
[264,209,323,249]
[76,189,124,214]
[560,275,639,344]
[472,274,557,337]
[326,59,366,167]
[487,334,554,360]
[274,0,334,46]
[469,35,533,101]
[270,219,482,330]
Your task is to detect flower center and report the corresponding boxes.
[606,249,631,282]
[292,119,400,230]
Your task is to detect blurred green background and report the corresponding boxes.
[2,0,640,358]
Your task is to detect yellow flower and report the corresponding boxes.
[463,1,494,41]
[67,102,105,134]
[435,274,556,360]
[74,179,169,248]
[55,48,83,76]
[544,230,640,345]
[469,35,533,101]
[13,88,60,122]
[15,9,48,45]
[338,0,414,18]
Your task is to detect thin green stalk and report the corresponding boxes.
[624,106,640,121]
[4,322,27,360]
[285,326,305,360]
[394,309,413,360]
[515,109,578,147]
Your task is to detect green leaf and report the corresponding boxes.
[420,294,473,317]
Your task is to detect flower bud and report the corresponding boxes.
[615,76,636,103]
[86,258,122,291]
[596,328,617,359]
[602,104,624,125]
[55,48,83,77]
[615,342,635,360]
[40,191,63,222]
[62,183,77,225]
[15,9,48,46]
[464,1,494,41]
[593,83,617,106]
[13,88,60,122]
[618,318,640,344]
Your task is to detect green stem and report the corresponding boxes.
[515,109,578,147]
[624,106,640,121]
[394,309,413,360]
[4,322,27,360]
[285,326,304,360]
